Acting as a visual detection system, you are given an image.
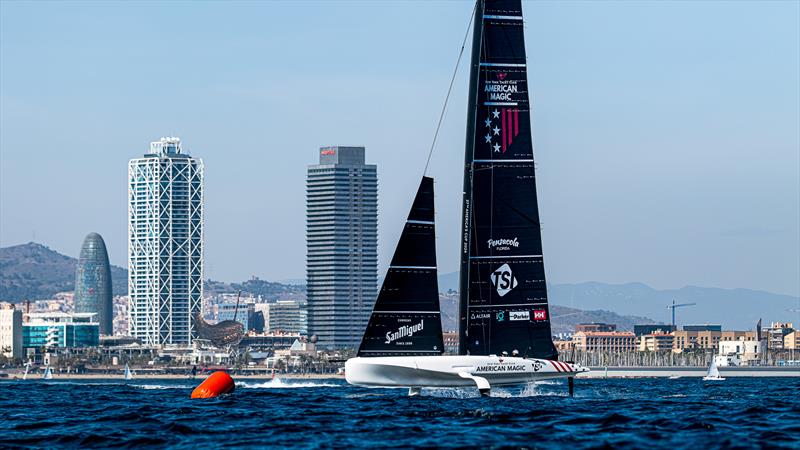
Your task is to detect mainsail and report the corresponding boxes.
[357,177,444,357]
[458,0,557,359]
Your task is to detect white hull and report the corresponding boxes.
[346,355,588,391]
[703,376,725,381]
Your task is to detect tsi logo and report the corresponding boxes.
[510,311,529,321]
[490,263,518,297]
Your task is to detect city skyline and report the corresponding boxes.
[1,1,798,297]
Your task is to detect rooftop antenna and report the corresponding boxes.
[666,299,696,329]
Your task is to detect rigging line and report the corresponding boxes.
[423,2,477,176]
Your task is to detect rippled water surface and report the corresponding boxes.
[2,377,799,449]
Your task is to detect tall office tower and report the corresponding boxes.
[128,137,204,347]
[74,233,113,335]
[307,147,377,349]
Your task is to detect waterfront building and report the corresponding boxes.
[638,332,674,352]
[763,322,794,350]
[306,146,377,348]
[672,330,721,351]
[264,300,308,335]
[217,303,253,331]
[715,339,764,366]
[0,303,23,359]
[720,330,757,342]
[128,137,204,347]
[572,331,636,352]
[74,233,113,335]
[575,323,616,333]
[784,330,799,350]
[553,339,575,352]
[633,324,676,336]
[22,312,99,349]
[443,331,459,354]
[672,329,758,352]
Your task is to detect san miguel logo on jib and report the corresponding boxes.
[385,320,424,344]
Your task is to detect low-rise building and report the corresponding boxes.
[784,330,799,350]
[553,339,575,353]
[22,312,100,350]
[572,331,636,352]
[0,303,23,359]
[217,303,254,331]
[443,331,459,354]
[763,322,794,350]
[638,332,674,352]
[267,300,308,335]
[633,324,675,336]
[715,339,765,366]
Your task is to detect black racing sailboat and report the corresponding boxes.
[346,0,585,396]
[356,176,444,357]
[458,0,558,360]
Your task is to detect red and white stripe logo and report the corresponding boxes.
[548,360,573,373]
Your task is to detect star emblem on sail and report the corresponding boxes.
[485,108,520,153]
[490,263,518,297]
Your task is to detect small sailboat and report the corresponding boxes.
[22,360,32,380]
[702,360,725,381]
[124,363,133,381]
[43,365,53,380]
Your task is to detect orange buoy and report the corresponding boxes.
[191,371,235,399]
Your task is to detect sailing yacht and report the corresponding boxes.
[702,360,725,381]
[124,363,133,381]
[346,2,590,394]
[43,365,53,380]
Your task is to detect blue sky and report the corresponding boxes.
[1,1,798,296]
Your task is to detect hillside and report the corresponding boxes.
[549,282,799,330]
[438,292,655,334]
[0,242,127,301]
[436,272,799,330]
[0,242,304,302]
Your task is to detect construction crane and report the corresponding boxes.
[666,299,696,329]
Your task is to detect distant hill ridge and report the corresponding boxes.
[0,242,127,300]
[2,243,796,330]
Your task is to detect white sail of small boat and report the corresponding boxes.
[22,360,31,380]
[703,360,725,381]
[43,365,53,380]
[124,363,132,381]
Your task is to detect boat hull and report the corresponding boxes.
[345,355,588,388]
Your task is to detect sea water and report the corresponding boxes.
[1,377,798,449]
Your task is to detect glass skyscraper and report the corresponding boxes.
[128,137,204,347]
[74,232,113,335]
[306,147,377,349]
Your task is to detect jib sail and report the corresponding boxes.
[357,176,444,357]
[458,0,557,360]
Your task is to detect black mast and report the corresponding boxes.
[458,0,557,360]
[458,0,485,356]
[357,177,444,357]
